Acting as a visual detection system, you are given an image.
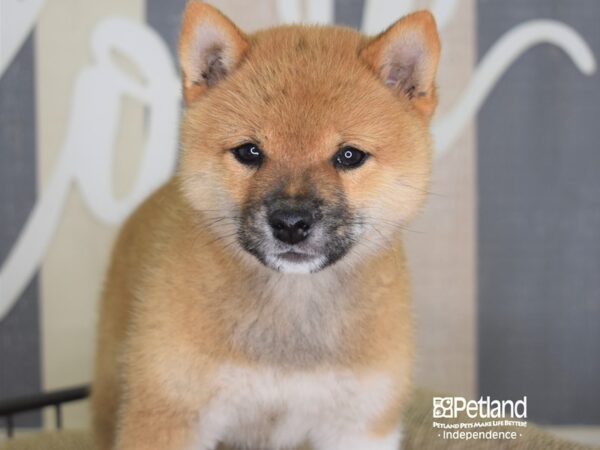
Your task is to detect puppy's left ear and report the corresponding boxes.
[360,11,441,120]
[178,1,249,104]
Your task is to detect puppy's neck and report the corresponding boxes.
[219,241,402,368]
[226,268,352,367]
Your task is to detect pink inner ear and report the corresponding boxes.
[383,38,426,97]
[185,25,230,86]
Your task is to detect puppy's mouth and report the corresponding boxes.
[276,251,318,263]
[263,248,329,274]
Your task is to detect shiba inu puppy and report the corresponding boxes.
[92,1,440,449]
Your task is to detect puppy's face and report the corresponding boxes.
[178,3,440,273]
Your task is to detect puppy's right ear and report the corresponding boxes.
[178,1,248,104]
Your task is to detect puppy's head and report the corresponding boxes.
[178,1,440,273]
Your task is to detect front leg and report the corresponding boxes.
[310,383,407,450]
[116,396,215,450]
[114,336,221,449]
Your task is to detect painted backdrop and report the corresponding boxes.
[0,0,598,428]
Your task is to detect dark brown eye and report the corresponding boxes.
[232,143,263,167]
[333,146,368,170]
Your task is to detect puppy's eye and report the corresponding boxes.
[333,146,368,170]
[231,143,263,167]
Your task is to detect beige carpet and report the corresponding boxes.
[1,389,597,450]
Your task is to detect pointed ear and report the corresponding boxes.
[178,1,249,104]
[360,11,441,120]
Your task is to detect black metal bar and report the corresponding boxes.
[6,414,14,438]
[0,384,90,437]
[0,385,89,417]
[54,403,62,429]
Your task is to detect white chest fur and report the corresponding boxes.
[192,365,400,450]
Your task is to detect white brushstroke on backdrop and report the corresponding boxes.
[0,18,180,319]
[276,0,303,24]
[0,0,46,78]
[278,0,458,31]
[276,0,334,24]
[306,0,334,24]
[0,5,597,320]
[432,20,597,157]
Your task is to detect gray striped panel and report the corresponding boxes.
[335,0,364,29]
[0,33,41,427]
[477,0,600,424]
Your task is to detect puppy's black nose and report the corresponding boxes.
[268,209,313,245]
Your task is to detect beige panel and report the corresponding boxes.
[36,0,145,429]
[405,0,477,397]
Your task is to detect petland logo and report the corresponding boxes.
[433,396,528,419]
